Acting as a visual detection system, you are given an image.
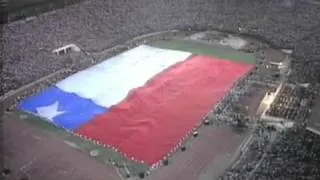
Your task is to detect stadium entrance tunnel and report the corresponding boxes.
[3,30,303,180]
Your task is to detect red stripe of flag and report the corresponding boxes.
[76,55,254,165]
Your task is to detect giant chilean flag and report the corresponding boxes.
[19,42,254,165]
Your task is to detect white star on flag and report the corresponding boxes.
[36,101,65,122]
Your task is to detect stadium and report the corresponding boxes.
[1,0,320,180]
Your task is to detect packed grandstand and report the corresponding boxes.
[2,0,320,180]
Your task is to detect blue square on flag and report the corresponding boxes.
[19,87,108,130]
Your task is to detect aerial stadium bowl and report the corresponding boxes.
[2,28,296,180]
[2,1,320,180]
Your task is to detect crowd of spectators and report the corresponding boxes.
[221,118,320,180]
[220,54,320,180]
[288,61,320,85]
[288,27,320,84]
[219,26,320,179]
[251,128,320,179]
[221,123,277,180]
[266,85,315,121]
[211,78,255,125]
[1,0,138,96]
[2,0,320,179]
[2,0,320,96]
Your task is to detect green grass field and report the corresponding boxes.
[151,39,256,64]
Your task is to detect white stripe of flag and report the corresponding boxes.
[56,45,191,108]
